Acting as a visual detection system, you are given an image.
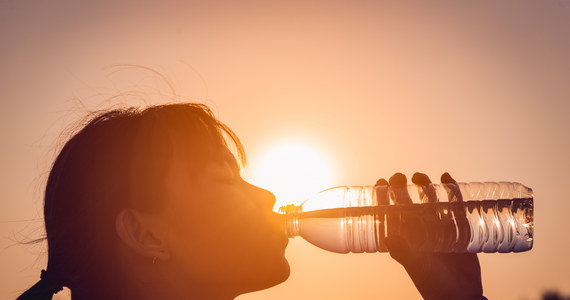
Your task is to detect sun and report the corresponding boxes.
[246,141,334,212]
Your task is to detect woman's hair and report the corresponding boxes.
[18,103,245,300]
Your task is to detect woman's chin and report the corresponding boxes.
[242,259,290,294]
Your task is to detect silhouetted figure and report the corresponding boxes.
[17,103,485,299]
[542,290,570,300]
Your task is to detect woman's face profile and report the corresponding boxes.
[158,145,290,294]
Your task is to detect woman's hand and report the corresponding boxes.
[378,172,483,300]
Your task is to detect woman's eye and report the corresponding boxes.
[218,176,236,184]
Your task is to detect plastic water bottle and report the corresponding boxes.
[279,182,534,253]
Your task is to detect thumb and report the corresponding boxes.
[385,236,418,267]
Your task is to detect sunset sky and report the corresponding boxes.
[1,1,569,299]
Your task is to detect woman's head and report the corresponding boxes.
[21,103,289,299]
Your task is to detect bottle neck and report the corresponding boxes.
[279,204,301,238]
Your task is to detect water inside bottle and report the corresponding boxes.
[288,198,533,253]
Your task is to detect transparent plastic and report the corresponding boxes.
[279,182,534,253]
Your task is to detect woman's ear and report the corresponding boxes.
[115,208,170,261]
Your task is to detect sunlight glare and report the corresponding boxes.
[246,142,334,212]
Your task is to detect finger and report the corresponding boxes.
[389,173,413,204]
[385,236,419,268]
[411,173,439,251]
[441,172,467,252]
[412,172,437,203]
[441,172,463,202]
[440,172,456,184]
[375,178,390,205]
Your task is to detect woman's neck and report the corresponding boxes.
[70,279,237,300]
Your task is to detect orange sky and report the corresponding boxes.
[1,1,569,299]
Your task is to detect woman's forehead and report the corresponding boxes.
[204,148,239,172]
[170,143,237,172]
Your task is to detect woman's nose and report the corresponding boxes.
[247,183,276,209]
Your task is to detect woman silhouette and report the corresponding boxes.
[17,103,484,300]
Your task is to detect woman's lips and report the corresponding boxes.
[280,232,289,248]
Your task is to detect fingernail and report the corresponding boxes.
[375,178,389,186]
[441,172,457,184]
[412,173,431,185]
[389,173,407,187]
